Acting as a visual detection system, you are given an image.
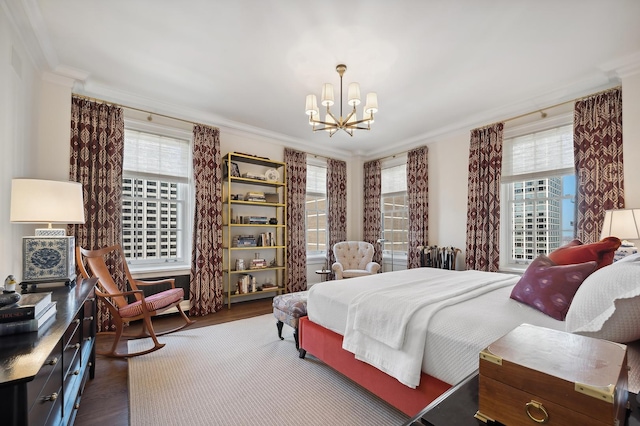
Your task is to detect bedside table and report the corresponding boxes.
[404,371,640,426]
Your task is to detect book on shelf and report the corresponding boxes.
[0,302,57,336]
[0,292,53,323]
[232,235,257,247]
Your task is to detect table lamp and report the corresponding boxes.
[600,208,640,261]
[10,179,85,290]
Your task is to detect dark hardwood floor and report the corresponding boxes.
[74,298,273,426]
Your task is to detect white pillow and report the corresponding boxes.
[614,252,640,264]
[565,259,640,343]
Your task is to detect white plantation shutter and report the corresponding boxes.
[502,124,574,183]
[123,130,190,182]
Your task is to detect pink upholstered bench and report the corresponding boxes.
[272,290,308,350]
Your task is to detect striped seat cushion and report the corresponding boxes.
[119,288,184,318]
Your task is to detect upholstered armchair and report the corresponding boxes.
[332,241,381,280]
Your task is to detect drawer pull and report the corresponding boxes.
[43,392,58,402]
[74,403,81,409]
[73,369,80,375]
[88,362,93,367]
[525,400,549,423]
[84,316,94,321]
[67,343,81,350]
[88,297,95,302]
[74,318,81,324]
[47,357,59,366]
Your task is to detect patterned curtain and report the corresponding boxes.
[363,160,382,266]
[68,96,124,332]
[407,146,429,269]
[574,87,624,243]
[465,123,504,272]
[326,159,347,278]
[190,125,224,315]
[285,148,307,292]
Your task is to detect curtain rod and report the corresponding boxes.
[72,93,202,127]
[500,85,621,125]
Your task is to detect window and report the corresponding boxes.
[501,123,575,269]
[381,162,409,256]
[306,162,327,255]
[122,123,192,270]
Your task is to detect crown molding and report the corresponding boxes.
[74,81,353,159]
[3,0,58,71]
[600,51,640,79]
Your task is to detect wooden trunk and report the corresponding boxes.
[476,324,628,426]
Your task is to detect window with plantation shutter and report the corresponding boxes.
[121,123,193,270]
[306,162,327,255]
[501,122,576,270]
[381,160,409,260]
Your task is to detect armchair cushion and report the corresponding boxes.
[332,241,380,279]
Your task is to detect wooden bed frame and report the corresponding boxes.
[298,316,451,416]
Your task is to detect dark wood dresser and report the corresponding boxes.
[0,279,97,426]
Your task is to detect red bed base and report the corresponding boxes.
[298,316,451,416]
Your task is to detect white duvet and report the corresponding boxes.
[307,268,566,388]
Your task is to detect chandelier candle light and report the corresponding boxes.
[305,64,378,137]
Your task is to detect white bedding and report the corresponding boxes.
[307,268,566,387]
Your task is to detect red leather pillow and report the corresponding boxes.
[547,237,621,270]
[510,255,597,320]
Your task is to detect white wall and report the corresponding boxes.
[425,129,470,251]
[0,5,39,282]
[623,72,640,208]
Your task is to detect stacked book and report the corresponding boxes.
[243,216,268,224]
[0,292,57,336]
[233,235,257,247]
[245,191,266,202]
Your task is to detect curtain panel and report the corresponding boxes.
[326,159,347,277]
[465,123,504,272]
[407,146,429,269]
[363,160,382,266]
[190,125,223,315]
[69,96,125,332]
[574,87,624,242]
[285,148,308,292]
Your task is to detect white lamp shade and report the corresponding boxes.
[321,83,334,106]
[305,94,318,116]
[364,92,378,114]
[600,208,640,240]
[348,82,361,106]
[10,179,85,225]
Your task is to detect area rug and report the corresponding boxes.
[128,314,409,425]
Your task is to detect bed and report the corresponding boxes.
[299,245,640,416]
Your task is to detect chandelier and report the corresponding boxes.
[305,64,378,137]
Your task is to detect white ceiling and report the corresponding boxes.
[8,0,640,158]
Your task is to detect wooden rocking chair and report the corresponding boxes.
[76,244,195,358]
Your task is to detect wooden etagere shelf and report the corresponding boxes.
[222,152,287,308]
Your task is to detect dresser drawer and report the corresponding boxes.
[28,344,63,426]
[26,341,62,413]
